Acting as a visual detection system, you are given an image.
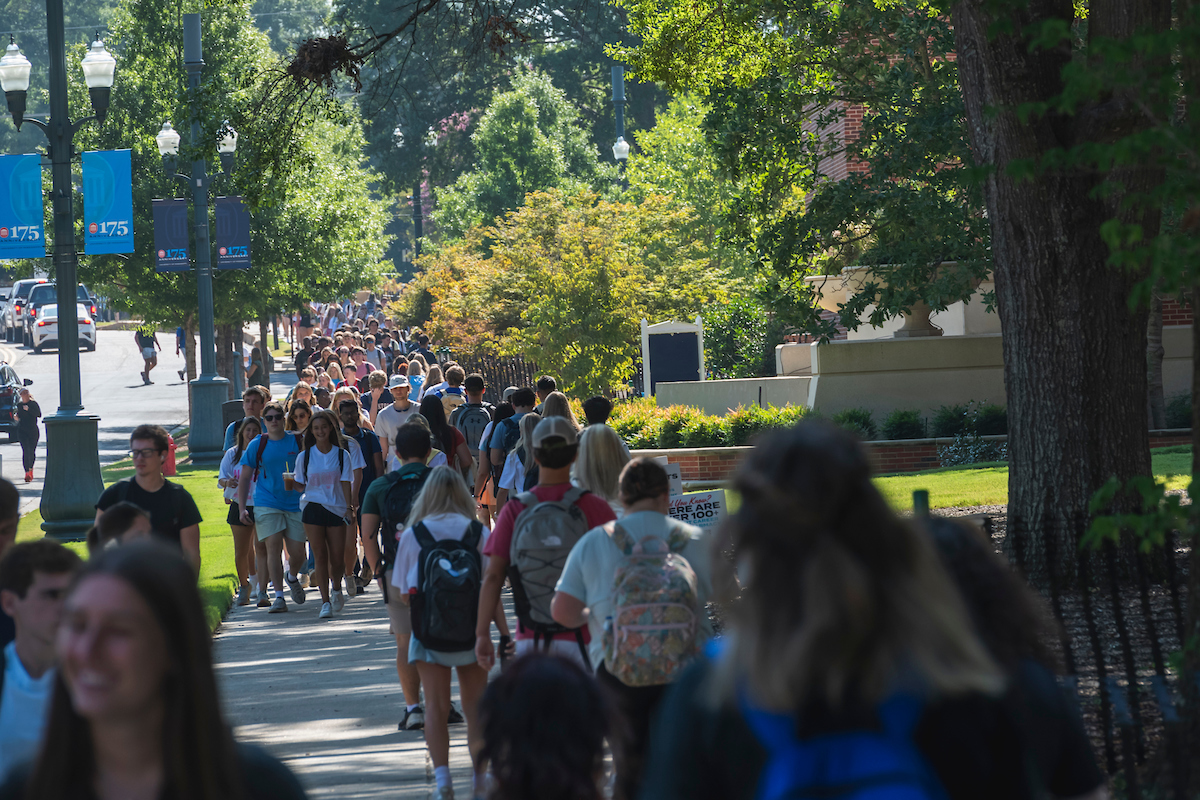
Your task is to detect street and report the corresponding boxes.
[0,328,191,516]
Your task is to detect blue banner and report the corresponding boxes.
[215,196,251,269]
[0,154,45,260]
[152,199,190,273]
[82,149,134,254]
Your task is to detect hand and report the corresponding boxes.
[475,634,496,672]
[228,477,238,489]
[239,508,252,525]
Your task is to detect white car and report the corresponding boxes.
[32,303,97,353]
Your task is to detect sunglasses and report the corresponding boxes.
[263,413,284,422]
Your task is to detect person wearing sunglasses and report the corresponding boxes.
[94,424,202,570]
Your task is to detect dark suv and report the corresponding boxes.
[23,283,95,348]
[0,363,32,441]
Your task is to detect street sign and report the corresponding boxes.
[82,150,134,254]
[0,154,45,260]
[152,198,190,272]
[214,196,251,269]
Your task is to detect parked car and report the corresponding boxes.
[22,283,95,348]
[0,362,33,441]
[4,279,49,343]
[31,303,97,354]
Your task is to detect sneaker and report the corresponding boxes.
[319,601,333,619]
[400,706,425,731]
[435,787,454,800]
[447,703,464,724]
[257,593,271,609]
[285,573,306,604]
[235,583,251,606]
[177,369,185,381]
[331,590,345,613]
[268,597,287,613]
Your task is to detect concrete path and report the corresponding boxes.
[214,580,509,799]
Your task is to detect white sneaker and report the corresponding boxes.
[331,590,345,613]
[435,786,454,800]
[319,601,333,619]
[269,597,287,614]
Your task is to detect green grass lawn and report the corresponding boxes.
[18,458,236,632]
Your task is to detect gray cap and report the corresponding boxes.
[388,374,410,389]
[502,386,519,401]
[532,416,579,448]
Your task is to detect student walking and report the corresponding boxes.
[14,389,40,484]
[294,409,355,619]
[219,417,262,606]
[134,323,160,385]
[571,423,630,518]
[392,466,505,800]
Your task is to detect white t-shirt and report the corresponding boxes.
[391,512,491,594]
[477,421,495,454]
[219,446,256,505]
[375,401,420,463]
[499,450,527,494]
[421,380,448,401]
[555,510,716,670]
[294,444,355,515]
[0,642,56,781]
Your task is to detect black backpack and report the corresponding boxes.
[379,466,431,567]
[450,403,494,457]
[513,446,539,491]
[409,519,484,652]
[489,416,522,483]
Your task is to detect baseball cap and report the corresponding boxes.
[502,386,519,401]
[532,416,579,448]
[388,375,410,389]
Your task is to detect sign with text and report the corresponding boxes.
[653,456,684,496]
[214,195,251,269]
[152,199,190,273]
[667,489,727,530]
[0,154,45,260]
[82,149,134,254]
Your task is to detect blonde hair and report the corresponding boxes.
[717,422,1003,711]
[368,370,388,390]
[517,412,541,471]
[426,365,443,387]
[572,424,630,502]
[408,359,425,377]
[331,387,357,409]
[288,381,314,409]
[328,362,344,382]
[541,391,580,430]
[406,465,478,527]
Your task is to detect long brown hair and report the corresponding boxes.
[22,542,245,800]
[715,421,1002,710]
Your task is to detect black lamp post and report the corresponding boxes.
[611,65,630,185]
[0,2,115,539]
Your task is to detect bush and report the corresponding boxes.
[831,407,877,440]
[882,409,925,440]
[1165,394,1191,429]
[974,404,1007,435]
[680,415,728,447]
[609,399,662,448]
[726,405,776,445]
[773,404,810,429]
[938,434,1008,467]
[657,406,705,449]
[931,404,969,437]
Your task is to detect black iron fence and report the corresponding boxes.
[445,351,647,403]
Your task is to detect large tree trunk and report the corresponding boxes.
[1147,289,1165,428]
[952,0,1165,583]
[259,316,271,377]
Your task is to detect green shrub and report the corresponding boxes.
[610,400,663,448]
[882,409,925,440]
[974,404,1007,435]
[831,407,877,440]
[658,406,705,449]
[773,404,810,429]
[931,404,970,437]
[1165,394,1191,429]
[726,405,776,445]
[680,415,728,447]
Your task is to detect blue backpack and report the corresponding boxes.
[740,692,949,800]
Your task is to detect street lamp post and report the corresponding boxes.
[611,66,630,185]
[0,0,115,539]
[155,14,230,465]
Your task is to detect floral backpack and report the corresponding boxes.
[602,520,700,687]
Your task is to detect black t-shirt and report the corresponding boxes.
[15,401,39,436]
[0,742,308,800]
[95,478,202,548]
[294,348,314,377]
[415,347,438,366]
[638,659,1078,800]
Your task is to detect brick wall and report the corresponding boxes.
[633,429,1193,482]
[1162,295,1192,327]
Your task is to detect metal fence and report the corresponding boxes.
[447,352,540,406]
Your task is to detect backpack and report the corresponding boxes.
[602,520,700,687]
[252,433,304,481]
[379,466,430,567]
[739,690,948,800]
[489,416,522,483]
[409,519,484,651]
[507,487,591,662]
[451,402,493,457]
[514,447,539,491]
[439,386,467,418]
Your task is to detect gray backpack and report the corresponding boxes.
[507,487,591,662]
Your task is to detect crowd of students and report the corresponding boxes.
[0,302,1110,800]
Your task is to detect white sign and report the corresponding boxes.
[653,456,684,496]
[668,489,727,530]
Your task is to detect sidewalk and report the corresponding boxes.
[214,580,509,799]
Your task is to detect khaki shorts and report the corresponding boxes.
[254,508,306,542]
[381,577,412,638]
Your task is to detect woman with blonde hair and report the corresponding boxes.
[287,381,314,411]
[540,391,580,431]
[639,421,1036,800]
[293,408,354,619]
[421,365,443,400]
[572,423,630,517]
[407,359,426,403]
[496,412,541,510]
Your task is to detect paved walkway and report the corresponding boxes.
[214,579,511,799]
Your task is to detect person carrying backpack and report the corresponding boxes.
[391,466,507,800]
[487,388,535,489]
[636,422,1035,800]
[476,416,616,671]
[293,408,355,620]
[448,373,494,468]
[551,458,715,800]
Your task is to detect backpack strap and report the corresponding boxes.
[665,520,693,554]
[412,521,436,550]
[252,435,268,480]
[560,486,586,507]
[608,521,635,555]
[515,491,538,509]
[462,519,483,549]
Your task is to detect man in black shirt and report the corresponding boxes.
[414,333,438,367]
[293,336,315,379]
[95,424,202,570]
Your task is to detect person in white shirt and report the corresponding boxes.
[374,375,419,467]
[218,417,262,606]
[496,413,541,510]
[293,409,355,620]
[0,540,82,781]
